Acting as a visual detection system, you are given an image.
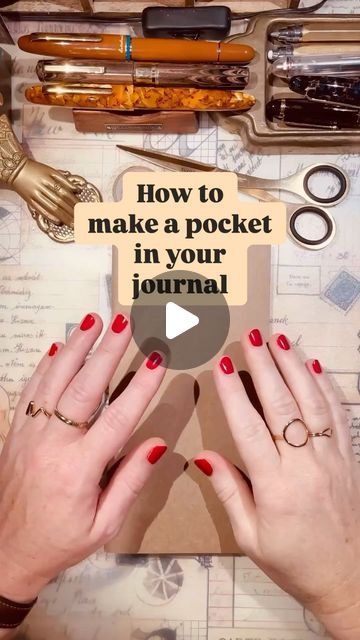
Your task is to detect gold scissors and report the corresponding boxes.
[117,144,350,251]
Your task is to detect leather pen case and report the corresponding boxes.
[72,109,199,134]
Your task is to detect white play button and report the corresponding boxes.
[131,269,230,369]
[166,302,199,340]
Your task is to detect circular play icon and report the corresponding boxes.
[130,269,230,370]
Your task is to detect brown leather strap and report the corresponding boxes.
[0,595,37,628]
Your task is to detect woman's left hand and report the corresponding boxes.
[0,312,167,604]
[195,330,360,640]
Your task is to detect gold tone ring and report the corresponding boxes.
[52,181,62,192]
[54,408,89,430]
[26,401,52,420]
[272,418,333,448]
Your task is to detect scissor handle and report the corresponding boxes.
[288,205,336,251]
[301,164,349,206]
[238,163,349,208]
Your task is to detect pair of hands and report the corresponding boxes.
[0,313,359,640]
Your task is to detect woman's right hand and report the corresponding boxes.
[195,329,360,640]
[0,313,167,606]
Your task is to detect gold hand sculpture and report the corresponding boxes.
[0,113,79,227]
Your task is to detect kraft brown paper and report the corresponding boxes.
[106,244,270,555]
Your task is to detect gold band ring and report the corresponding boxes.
[54,408,89,430]
[272,418,333,448]
[26,401,52,420]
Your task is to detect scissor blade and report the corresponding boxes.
[240,187,278,203]
[117,144,218,173]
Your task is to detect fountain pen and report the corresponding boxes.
[18,33,255,63]
[266,98,360,129]
[270,23,360,44]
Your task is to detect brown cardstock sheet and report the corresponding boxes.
[106,244,270,554]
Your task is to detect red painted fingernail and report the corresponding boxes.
[277,334,290,351]
[249,328,263,347]
[80,314,95,331]
[146,351,163,370]
[147,444,167,465]
[194,458,213,477]
[312,359,322,374]
[111,314,128,334]
[48,343,58,357]
[220,356,234,375]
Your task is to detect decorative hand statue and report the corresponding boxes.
[0,113,79,227]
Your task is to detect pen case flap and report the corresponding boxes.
[72,109,199,134]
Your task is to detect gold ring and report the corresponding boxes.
[272,418,333,448]
[54,408,88,430]
[53,181,62,192]
[26,401,52,419]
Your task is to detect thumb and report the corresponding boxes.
[194,450,257,554]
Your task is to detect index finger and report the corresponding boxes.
[83,351,166,472]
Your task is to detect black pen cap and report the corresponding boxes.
[266,98,283,122]
[266,98,308,123]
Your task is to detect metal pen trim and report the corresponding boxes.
[279,98,286,121]
[283,120,339,130]
[304,88,360,111]
[216,42,221,62]
[30,33,103,43]
[107,124,163,131]
[40,63,106,74]
[43,84,113,96]
[270,25,302,43]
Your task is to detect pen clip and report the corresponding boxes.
[305,87,360,111]
[30,33,103,43]
[43,63,107,75]
[283,119,339,130]
[42,84,113,95]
